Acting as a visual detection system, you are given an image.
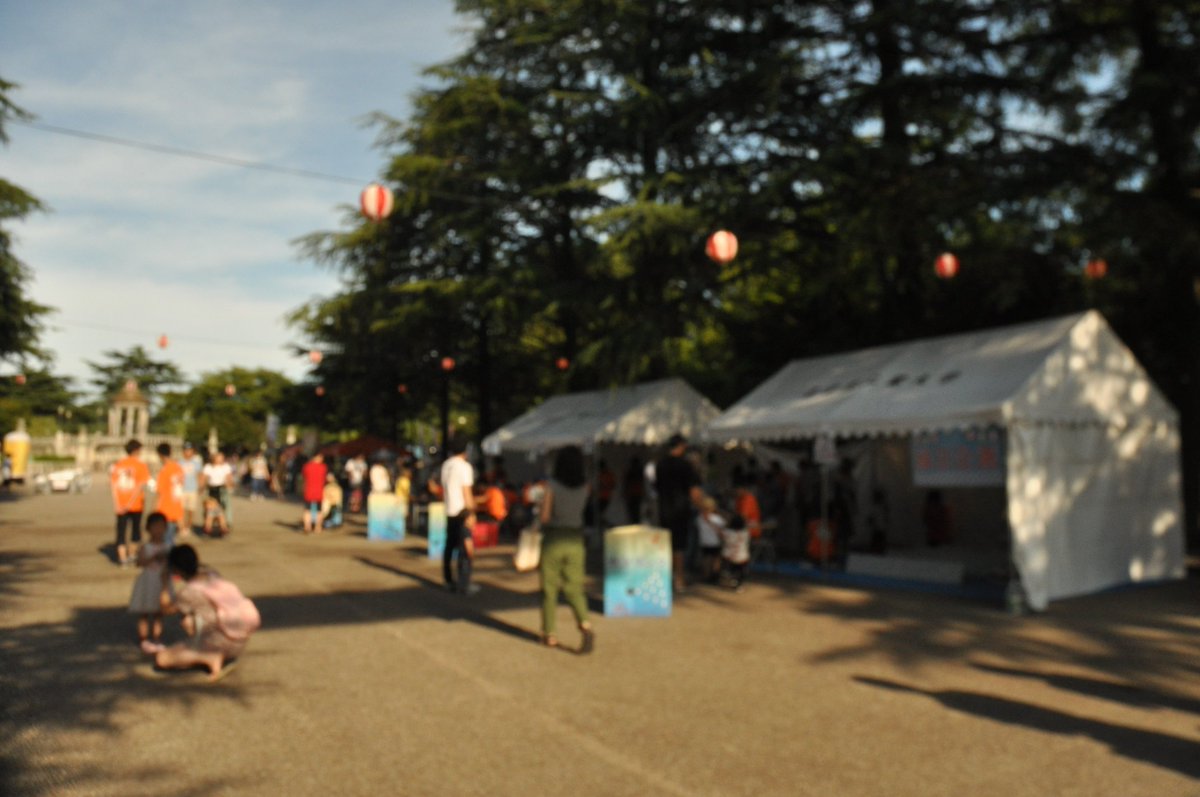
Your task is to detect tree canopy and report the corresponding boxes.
[0,77,52,366]
[295,1,1200,536]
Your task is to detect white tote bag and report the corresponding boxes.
[513,527,543,572]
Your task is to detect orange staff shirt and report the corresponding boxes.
[111,455,151,514]
[155,460,185,522]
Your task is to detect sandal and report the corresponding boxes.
[579,626,595,655]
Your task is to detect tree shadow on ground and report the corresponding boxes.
[793,567,1200,692]
[854,676,1200,780]
[969,661,1200,715]
[0,590,254,795]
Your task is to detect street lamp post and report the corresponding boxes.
[439,357,455,456]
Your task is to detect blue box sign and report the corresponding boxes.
[604,525,672,617]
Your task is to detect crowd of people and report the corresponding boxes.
[106,431,942,670]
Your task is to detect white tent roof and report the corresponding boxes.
[483,378,721,456]
[706,311,1177,442]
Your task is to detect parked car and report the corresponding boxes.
[33,468,91,494]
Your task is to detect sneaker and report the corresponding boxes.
[461,584,481,596]
[139,639,164,655]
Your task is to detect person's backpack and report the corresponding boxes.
[198,574,261,641]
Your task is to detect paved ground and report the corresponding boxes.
[1,486,1198,796]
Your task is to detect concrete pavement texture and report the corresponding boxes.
[1,487,1198,796]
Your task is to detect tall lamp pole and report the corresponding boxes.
[439,357,455,456]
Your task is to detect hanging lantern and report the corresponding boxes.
[14,374,26,386]
[440,357,456,372]
[224,383,236,397]
[397,383,408,394]
[705,230,739,265]
[1084,258,1108,279]
[315,385,326,397]
[555,357,570,371]
[360,183,395,222]
[157,334,169,349]
[935,252,959,279]
[308,350,323,364]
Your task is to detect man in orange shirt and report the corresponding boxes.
[155,443,185,546]
[111,439,151,566]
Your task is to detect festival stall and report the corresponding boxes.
[482,378,721,524]
[704,311,1185,610]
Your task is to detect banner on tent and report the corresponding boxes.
[912,428,1006,487]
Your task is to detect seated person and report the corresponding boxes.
[319,473,344,529]
[154,544,254,681]
[203,494,228,537]
[479,477,507,524]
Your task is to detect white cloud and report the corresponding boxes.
[0,1,463,392]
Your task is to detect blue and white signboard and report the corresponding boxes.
[367,494,406,541]
[604,525,672,617]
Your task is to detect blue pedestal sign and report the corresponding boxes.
[604,525,672,617]
[367,494,406,541]
[427,502,447,560]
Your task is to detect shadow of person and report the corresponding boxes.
[353,555,542,646]
[854,676,1200,779]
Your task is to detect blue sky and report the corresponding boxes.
[0,1,467,394]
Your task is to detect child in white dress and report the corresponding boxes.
[129,512,170,654]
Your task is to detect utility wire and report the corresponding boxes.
[12,118,368,186]
[58,319,297,354]
[12,118,508,205]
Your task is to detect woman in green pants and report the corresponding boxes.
[539,445,596,653]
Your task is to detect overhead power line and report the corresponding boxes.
[13,118,368,186]
[12,118,508,206]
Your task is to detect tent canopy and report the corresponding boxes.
[705,311,1177,442]
[704,311,1184,611]
[483,378,720,456]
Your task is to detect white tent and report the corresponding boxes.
[482,378,721,456]
[705,311,1185,610]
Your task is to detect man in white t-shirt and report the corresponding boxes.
[440,438,476,594]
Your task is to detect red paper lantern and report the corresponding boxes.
[308,350,323,364]
[14,374,26,386]
[935,252,959,279]
[705,230,738,264]
[224,384,236,397]
[315,386,326,397]
[360,183,394,222]
[440,357,456,372]
[555,357,570,371]
[397,383,408,394]
[157,334,169,349]
[1084,258,1108,279]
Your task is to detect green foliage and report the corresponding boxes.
[86,346,185,401]
[293,0,1200,541]
[157,368,295,452]
[0,77,52,365]
[0,369,77,435]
